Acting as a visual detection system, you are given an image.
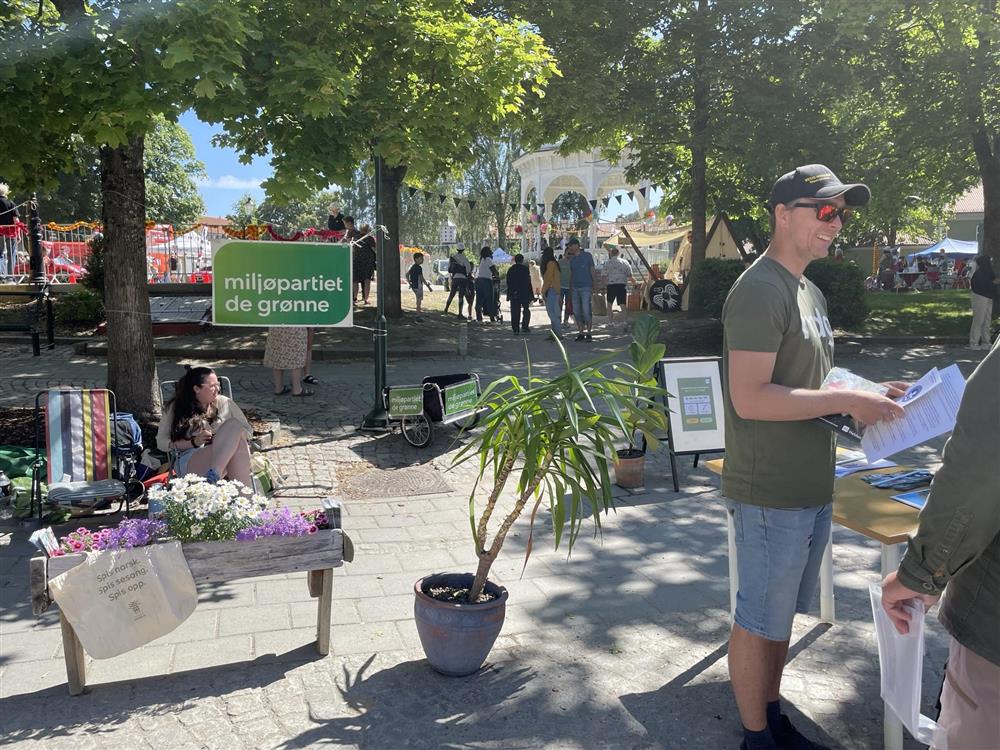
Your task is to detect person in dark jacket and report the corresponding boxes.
[505,253,533,334]
[327,203,345,232]
[881,341,1000,749]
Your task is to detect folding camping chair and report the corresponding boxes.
[31,388,133,520]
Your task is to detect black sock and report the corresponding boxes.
[743,726,775,749]
[766,700,782,734]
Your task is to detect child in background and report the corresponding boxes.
[406,252,434,313]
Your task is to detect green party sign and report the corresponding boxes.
[212,240,352,327]
[443,380,478,416]
[387,386,425,417]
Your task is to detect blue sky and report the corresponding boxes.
[181,111,658,221]
[180,111,269,218]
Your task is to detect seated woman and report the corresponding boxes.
[156,366,253,486]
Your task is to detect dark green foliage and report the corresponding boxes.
[56,290,104,325]
[688,258,746,319]
[804,259,868,331]
[80,234,106,301]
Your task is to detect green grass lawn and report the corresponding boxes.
[861,289,995,337]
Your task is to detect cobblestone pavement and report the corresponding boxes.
[0,324,991,749]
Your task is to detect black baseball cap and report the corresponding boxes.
[769,164,870,209]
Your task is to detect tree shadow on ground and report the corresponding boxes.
[285,652,654,749]
[0,646,325,744]
[620,625,850,750]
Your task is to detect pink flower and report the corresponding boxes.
[307,525,318,534]
[70,540,84,551]
[52,548,65,556]
[76,528,88,534]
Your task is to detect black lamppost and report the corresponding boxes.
[28,193,46,285]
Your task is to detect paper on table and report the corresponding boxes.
[861,365,966,462]
[868,584,948,748]
[834,457,897,478]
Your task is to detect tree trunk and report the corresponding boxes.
[100,137,160,420]
[687,0,710,314]
[496,205,508,250]
[980,154,1000,266]
[379,164,407,319]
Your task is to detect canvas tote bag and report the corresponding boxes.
[49,541,198,658]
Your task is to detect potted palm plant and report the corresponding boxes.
[412,314,667,676]
[610,315,668,488]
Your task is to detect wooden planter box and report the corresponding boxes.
[29,528,354,695]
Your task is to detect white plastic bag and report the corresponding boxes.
[868,583,948,748]
[50,541,198,659]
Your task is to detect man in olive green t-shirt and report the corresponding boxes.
[722,165,906,750]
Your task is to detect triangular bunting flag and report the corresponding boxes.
[523,202,531,211]
[601,197,610,207]
[588,199,598,210]
[407,186,418,197]
[538,203,545,213]
[510,203,518,213]
[454,197,462,207]
[423,191,433,201]
[439,194,447,204]
[639,187,647,199]
[469,200,476,210]
[628,191,635,200]
[615,195,623,205]
[650,184,658,192]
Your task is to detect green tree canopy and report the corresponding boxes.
[1,0,256,417]
[197,0,557,316]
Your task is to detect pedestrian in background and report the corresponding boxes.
[567,238,595,341]
[474,246,498,323]
[528,259,543,302]
[353,224,377,305]
[264,327,314,397]
[506,254,533,334]
[603,246,631,331]
[969,254,998,349]
[540,245,562,338]
[444,247,472,318]
[406,252,434,314]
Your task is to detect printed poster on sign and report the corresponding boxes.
[212,240,352,327]
[676,377,718,432]
[657,357,726,454]
[443,380,479,416]
[387,386,425,418]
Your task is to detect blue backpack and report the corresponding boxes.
[112,412,143,455]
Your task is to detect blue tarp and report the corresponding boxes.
[909,238,979,257]
[492,249,513,263]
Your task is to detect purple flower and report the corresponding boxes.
[99,518,167,550]
[237,507,312,542]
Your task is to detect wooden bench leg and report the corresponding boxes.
[315,568,333,655]
[59,612,86,696]
[307,569,323,598]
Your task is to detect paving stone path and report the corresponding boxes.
[0,325,989,749]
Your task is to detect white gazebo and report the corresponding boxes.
[512,144,652,255]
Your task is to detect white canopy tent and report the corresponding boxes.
[909,237,979,258]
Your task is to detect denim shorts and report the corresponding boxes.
[727,500,832,641]
[571,286,593,323]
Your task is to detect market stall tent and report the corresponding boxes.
[908,237,979,258]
